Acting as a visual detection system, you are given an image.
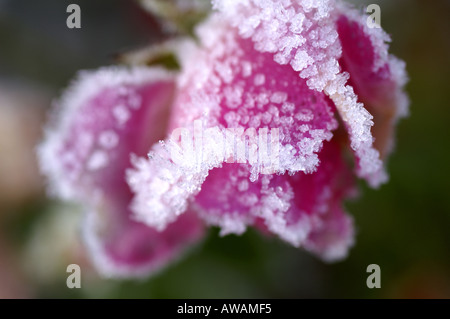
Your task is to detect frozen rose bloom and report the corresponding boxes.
[39,0,409,278]
[38,67,204,278]
[128,0,408,262]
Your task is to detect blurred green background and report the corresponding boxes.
[0,0,449,298]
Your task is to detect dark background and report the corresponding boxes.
[0,0,449,298]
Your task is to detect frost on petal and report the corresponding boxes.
[256,138,356,256]
[212,0,342,91]
[193,164,260,236]
[171,15,338,176]
[38,66,204,277]
[129,14,342,231]
[336,10,409,159]
[38,66,175,201]
[128,141,210,231]
[213,0,389,187]
[303,203,354,262]
[324,75,386,187]
[193,138,356,261]
[127,124,238,230]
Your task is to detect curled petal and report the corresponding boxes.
[193,164,260,236]
[193,138,356,261]
[336,9,409,159]
[256,138,356,255]
[84,194,204,278]
[213,0,399,187]
[127,136,226,230]
[38,66,204,277]
[38,67,175,201]
[303,204,354,262]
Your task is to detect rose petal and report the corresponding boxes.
[38,66,204,277]
[303,203,354,262]
[171,15,339,176]
[257,138,356,252]
[84,193,204,278]
[193,138,356,261]
[336,11,409,159]
[214,0,397,187]
[38,66,175,200]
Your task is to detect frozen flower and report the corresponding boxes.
[128,0,408,260]
[38,0,408,277]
